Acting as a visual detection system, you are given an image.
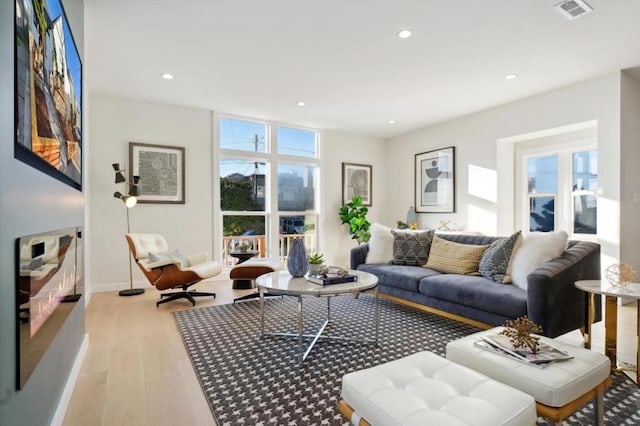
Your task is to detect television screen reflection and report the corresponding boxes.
[16,226,83,389]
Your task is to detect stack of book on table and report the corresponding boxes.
[305,272,357,285]
[475,333,573,368]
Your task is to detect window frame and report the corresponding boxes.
[515,138,597,240]
[214,112,321,263]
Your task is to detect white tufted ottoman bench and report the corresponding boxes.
[339,351,537,425]
[446,327,611,426]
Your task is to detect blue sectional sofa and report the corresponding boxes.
[351,233,601,338]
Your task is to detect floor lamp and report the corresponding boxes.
[113,163,145,297]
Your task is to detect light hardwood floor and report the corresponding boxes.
[63,273,238,426]
[63,274,638,425]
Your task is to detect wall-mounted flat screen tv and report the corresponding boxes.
[15,226,83,389]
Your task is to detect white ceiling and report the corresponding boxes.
[84,0,640,138]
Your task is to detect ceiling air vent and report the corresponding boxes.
[554,0,593,20]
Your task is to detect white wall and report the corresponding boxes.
[0,0,86,424]
[620,71,640,269]
[385,73,622,265]
[88,95,386,291]
[88,94,214,291]
[322,130,387,267]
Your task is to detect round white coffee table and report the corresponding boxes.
[575,279,640,384]
[256,269,379,364]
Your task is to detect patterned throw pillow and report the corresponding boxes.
[425,235,490,275]
[391,230,435,266]
[478,231,522,283]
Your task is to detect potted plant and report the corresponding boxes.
[308,252,324,275]
[238,243,251,253]
[339,196,371,244]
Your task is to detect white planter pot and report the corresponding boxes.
[308,263,323,275]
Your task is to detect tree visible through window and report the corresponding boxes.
[218,116,319,262]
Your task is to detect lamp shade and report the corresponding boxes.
[115,171,126,184]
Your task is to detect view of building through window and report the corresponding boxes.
[572,150,597,234]
[524,149,597,236]
[218,117,318,264]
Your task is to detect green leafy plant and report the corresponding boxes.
[308,253,324,265]
[339,196,371,244]
[238,243,251,253]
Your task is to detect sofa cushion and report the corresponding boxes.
[424,236,490,275]
[478,231,521,284]
[366,223,394,264]
[358,263,441,292]
[419,274,528,319]
[511,230,568,290]
[391,229,434,266]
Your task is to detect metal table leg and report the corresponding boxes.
[375,286,380,345]
[637,302,640,384]
[260,289,265,336]
[605,295,618,369]
[297,296,303,364]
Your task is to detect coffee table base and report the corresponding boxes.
[259,288,380,364]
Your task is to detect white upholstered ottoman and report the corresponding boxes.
[339,351,536,426]
[446,327,611,425]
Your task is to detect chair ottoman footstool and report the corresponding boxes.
[339,351,537,425]
[446,327,611,426]
[230,258,283,302]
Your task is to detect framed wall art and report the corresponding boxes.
[342,162,372,206]
[129,142,185,204]
[415,147,455,213]
[15,0,83,191]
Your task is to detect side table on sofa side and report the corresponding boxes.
[575,279,640,384]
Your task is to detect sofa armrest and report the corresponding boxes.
[526,241,601,338]
[350,243,370,270]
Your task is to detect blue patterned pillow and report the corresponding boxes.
[391,230,434,266]
[478,231,522,283]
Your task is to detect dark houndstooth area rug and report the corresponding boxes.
[174,294,640,425]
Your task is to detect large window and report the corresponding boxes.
[217,116,319,265]
[518,146,597,237]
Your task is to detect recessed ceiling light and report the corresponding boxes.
[161,73,174,80]
[505,74,518,80]
[297,101,306,107]
[397,30,412,39]
[388,120,396,124]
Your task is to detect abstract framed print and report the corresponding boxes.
[415,147,455,213]
[129,142,185,204]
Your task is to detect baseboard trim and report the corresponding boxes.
[51,333,90,426]
[91,280,150,294]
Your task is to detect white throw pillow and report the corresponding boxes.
[511,230,568,290]
[365,223,394,264]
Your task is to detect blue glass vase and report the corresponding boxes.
[287,239,309,277]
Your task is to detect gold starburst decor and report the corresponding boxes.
[605,263,636,288]
[500,316,542,354]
